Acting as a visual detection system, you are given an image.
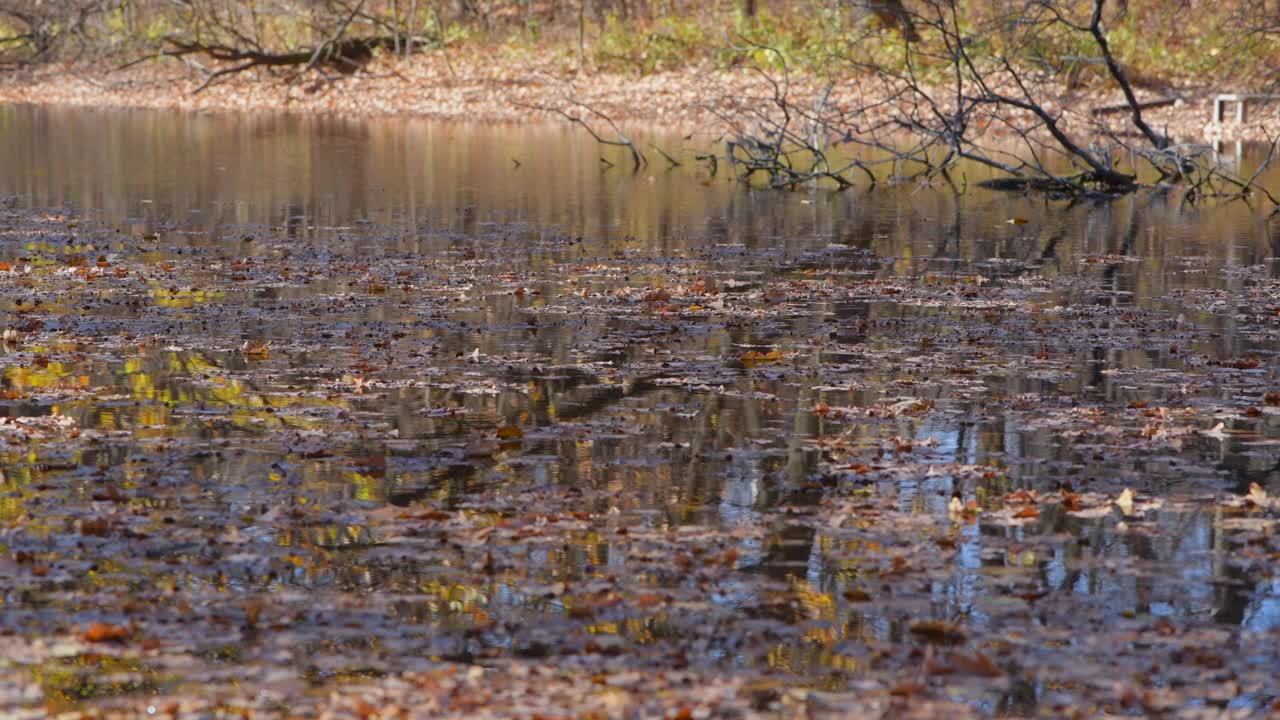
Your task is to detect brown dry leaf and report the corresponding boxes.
[1012,506,1039,519]
[909,619,967,645]
[843,588,872,602]
[79,518,110,536]
[889,682,926,698]
[949,651,1004,677]
[495,425,524,440]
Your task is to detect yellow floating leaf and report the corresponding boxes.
[741,348,783,365]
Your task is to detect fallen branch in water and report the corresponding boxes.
[527,0,1279,210]
[515,97,649,173]
[1090,97,1177,116]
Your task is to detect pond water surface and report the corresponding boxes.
[2,104,1280,717]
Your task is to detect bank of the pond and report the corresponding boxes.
[0,45,1272,143]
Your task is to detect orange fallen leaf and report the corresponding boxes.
[740,348,783,365]
[242,340,271,359]
[634,593,669,608]
[83,623,131,643]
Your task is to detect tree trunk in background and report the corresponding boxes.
[855,0,920,41]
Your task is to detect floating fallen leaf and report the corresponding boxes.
[242,340,270,358]
[79,518,110,536]
[495,425,524,440]
[909,619,967,646]
[927,650,1004,677]
[1247,482,1269,508]
[1116,488,1135,516]
[740,348,783,365]
[843,588,872,602]
[83,623,131,643]
[1203,422,1228,440]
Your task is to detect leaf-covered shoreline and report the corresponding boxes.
[0,47,1272,146]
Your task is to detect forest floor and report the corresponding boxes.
[0,43,1275,144]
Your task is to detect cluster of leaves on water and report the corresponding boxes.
[1,202,1280,718]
